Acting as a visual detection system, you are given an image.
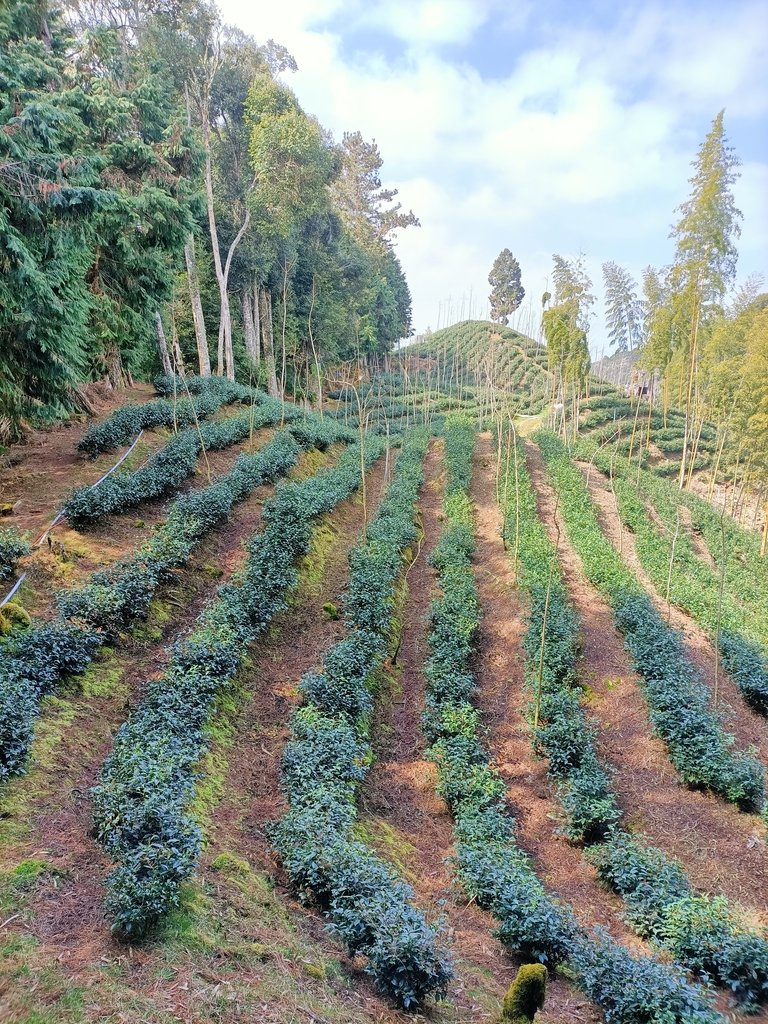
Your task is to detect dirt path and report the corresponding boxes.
[581,463,768,767]
[470,436,643,974]
[524,442,768,919]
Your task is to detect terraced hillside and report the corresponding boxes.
[1,379,767,1024]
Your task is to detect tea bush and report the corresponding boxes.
[92,437,386,939]
[64,397,297,524]
[272,429,453,1009]
[77,376,260,456]
[421,419,724,1023]
[535,430,765,813]
[0,417,355,781]
[0,527,30,582]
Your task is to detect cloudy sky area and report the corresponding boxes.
[218,0,768,355]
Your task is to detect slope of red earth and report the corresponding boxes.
[523,443,768,930]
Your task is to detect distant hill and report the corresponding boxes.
[413,319,553,414]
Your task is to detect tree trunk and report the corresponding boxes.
[240,289,258,365]
[104,340,126,390]
[184,235,210,376]
[259,286,279,397]
[154,310,173,376]
[252,280,261,368]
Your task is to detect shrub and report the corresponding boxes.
[93,437,386,939]
[0,527,30,582]
[500,963,547,1023]
[272,429,453,1009]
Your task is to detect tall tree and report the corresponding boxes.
[543,254,594,437]
[602,261,644,351]
[488,248,524,325]
[668,110,742,487]
[330,131,418,251]
[0,0,195,437]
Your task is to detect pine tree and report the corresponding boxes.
[488,248,524,324]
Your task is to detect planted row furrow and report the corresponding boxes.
[498,431,768,1011]
[0,418,354,781]
[575,442,768,715]
[271,428,453,1010]
[91,436,386,939]
[536,429,766,816]
[63,396,300,525]
[609,474,768,714]
[422,417,724,1024]
[77,375,261,457]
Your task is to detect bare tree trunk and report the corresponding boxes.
[252,281,261,369]
[154,310,173,376]
[240,289,258,364]
[259,287,279,397]
[307,276,323,412]
[103,340,126,389]
[184,236,210,376]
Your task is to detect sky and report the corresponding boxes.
[217,0,768,355]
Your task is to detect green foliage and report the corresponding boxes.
[422,419,721,1022]
[0,527,30,582]
[92,435,385,939]
[535,429,765,813]
[272,429,453,1009]
[588,832,768,1010]
[488,248,525,325]
[602,261,644,352]
[0,4,197,437]
[0,406,354,781]
[66,393,294,524]
[497,430,619,842]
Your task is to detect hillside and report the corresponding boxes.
[412,319,552,414]
[1,384,768,1024]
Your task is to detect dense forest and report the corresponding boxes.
[0,0,417,441]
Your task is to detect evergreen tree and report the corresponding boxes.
[488,248,524,324]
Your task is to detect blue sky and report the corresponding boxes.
[218,0,768,355]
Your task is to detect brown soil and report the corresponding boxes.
[0,463,300,951]
[470,436,642,973]
[581,463,768,771]
[205,453,391,869]
[523,442,768,924]
[360,441,551,1021]
[3,391,277,619]
[0,383,156,540]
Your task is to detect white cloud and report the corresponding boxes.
[218,0,768,351]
